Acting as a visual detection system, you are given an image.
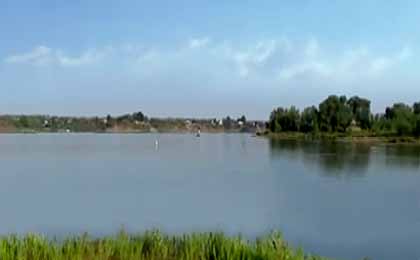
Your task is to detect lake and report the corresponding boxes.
[0,133,419,260]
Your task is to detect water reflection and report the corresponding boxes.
[384,145,420,169]
[269,139,420,177]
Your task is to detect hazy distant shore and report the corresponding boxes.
[0,113,265,134]
[0,127,253,134]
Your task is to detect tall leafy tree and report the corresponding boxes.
[268,106,300,132]
[337,104,352,132]
[413,102,420,115]
[133,111,146,122]
[414,116,420,137]
[223,116,233,130]
[387,103,415,136]
[300,106,318,133]
[318,95,352,132]
[347,96,372,129]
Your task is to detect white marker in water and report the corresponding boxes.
[155,139,159,150]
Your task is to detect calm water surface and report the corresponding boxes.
[0,134,419,260]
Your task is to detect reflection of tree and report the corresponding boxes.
[269,139,420,177]
[313,143,371,177]
[269,139,371,177]
[268,139,302,159]
[384,145,420,169]
[240,135,247,154]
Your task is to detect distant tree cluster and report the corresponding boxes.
[115,111,147,123]
[268,95,420,137]
[0,110,148,133]
[374,102,420,136]
[222,115,247,130]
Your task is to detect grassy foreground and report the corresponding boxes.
[0,231,330,260]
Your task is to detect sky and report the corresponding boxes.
[1,0,420,119]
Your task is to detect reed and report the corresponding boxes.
[0,230,330,260]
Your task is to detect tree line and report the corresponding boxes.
[1,111,148,132]
[268,95,420,137]
[1,110,259,133]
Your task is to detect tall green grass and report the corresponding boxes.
[0,230,330,260]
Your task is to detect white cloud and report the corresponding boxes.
[254,40,277,63]
[188,37,210,49]
[57,49,106,66]
[211,38,411,80]
[5,46,53,66]
[279,62,331,80]
[4,46,111,67]
[276,42,412,81]
[3,38,413,83]
[225,40,279,77]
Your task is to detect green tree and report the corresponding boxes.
[337,104,352,132]
[223,116,233,130]
[132,111,145,122]
[300,106,318,133]
[116,114,132,123]
[19,116,29,128]
[319,95,352,132]
[414,115,420,137]
[277,106,300,131]
[268,108,284,133]
[106,115,113,128]
[238,115,246,124]
[394,117,412,136]
[268,106,300,132]
[347,96,372,129]
[388,103,415,136]
[413,102,420,115]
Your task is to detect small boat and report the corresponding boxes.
[196,129,201,137]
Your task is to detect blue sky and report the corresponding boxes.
[1,0,419,119]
